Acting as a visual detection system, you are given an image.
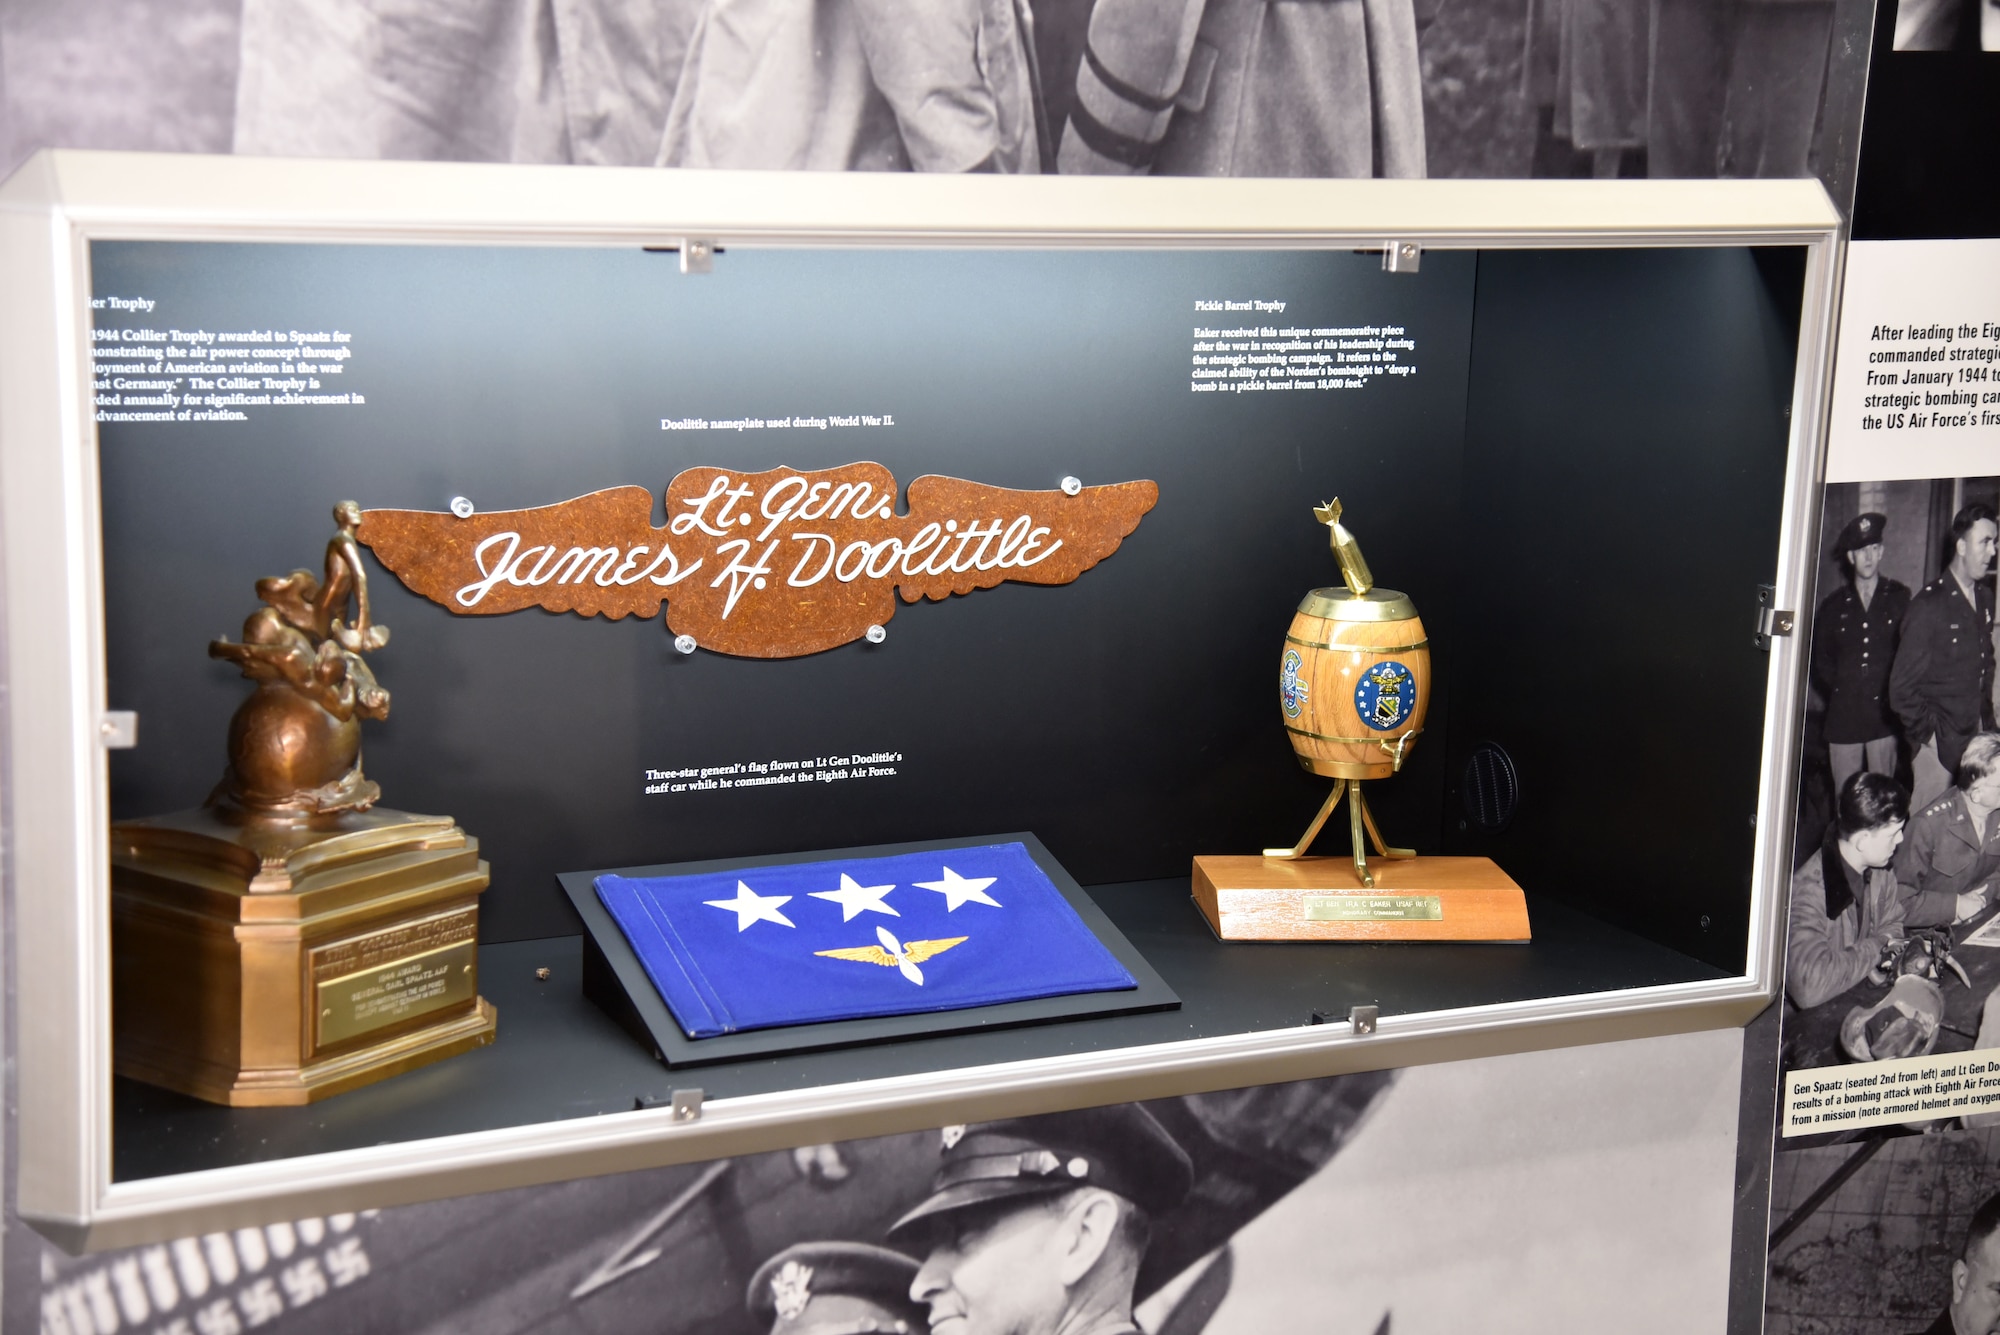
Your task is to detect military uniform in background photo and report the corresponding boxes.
[659,0,1043,170]
[1892,512,1999,811]
[1811,512,1912,798]
[1785,802,1908,1010]
[234,0,701,165]
[1894,771,2000,929]
[235,0,1041,172]
[1054,0,1425,176]
[746,1242,925,1335]
[887,1106,1194,1335]
[1056,0,1432,176]
[221,0,1868,181]
[1521,0,1858,178]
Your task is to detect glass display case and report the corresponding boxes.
[0,151,1839,1249]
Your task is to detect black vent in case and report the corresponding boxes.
[1463,743,1519,832]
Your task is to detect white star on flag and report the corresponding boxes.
[809,874,900,921]
[913,866,1001,911]
[704,881,796,931]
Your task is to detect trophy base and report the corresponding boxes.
[117,999,498,1107]
[1191,855,1531,942]
[111,805,497,1107]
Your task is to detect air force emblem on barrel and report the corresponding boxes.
[1355,662,1415,731]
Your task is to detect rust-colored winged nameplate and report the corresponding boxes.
[358,463,1159,658]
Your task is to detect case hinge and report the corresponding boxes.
[1754,584,1795,650]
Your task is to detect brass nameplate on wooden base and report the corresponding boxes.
[112,806,497,1106]
[1191,855,1531,942]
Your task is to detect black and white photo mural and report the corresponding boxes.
[1,0,1871,190]
[11,1030,1740,1335]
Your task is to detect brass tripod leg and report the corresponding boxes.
[1263,779,1345,860]
[1355,785,1416,860]
[1264,779,1415,886]
[1348,781,1373,886]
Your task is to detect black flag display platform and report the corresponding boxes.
[561,833,1179,1067]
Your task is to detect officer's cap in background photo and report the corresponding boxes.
[746,1241,925,1335]
[887,1104,1194,1243]
[1835,512,1889,555]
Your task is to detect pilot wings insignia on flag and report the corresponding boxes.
[593,841,1135,1038]
[816,928,969,986]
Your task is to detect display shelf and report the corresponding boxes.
[114,878,1723,1182]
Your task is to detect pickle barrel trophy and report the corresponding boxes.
[110,503,496,1106]
[1191,499,1531,942]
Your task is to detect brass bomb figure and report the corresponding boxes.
[210,500,391,815]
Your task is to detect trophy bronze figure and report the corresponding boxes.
[1191,500,1530,943]
[111,503,496,1106]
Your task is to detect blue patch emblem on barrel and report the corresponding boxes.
[1280,650,1309,719]
[1354,661,1414,731]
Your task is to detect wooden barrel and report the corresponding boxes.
[1278,586,1430,780]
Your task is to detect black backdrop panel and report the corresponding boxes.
[1443,247,1806,973]
[92,242,1479,942]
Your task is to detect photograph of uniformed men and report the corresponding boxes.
[1917,1191,2000,1335]
[5,0,1871,186]
[1767,1130,2000,1334]
[1816,509,1913,798]
[20,1032,1739,1333]
[866,1107,1184,1335]
[1782,477,2000,1090]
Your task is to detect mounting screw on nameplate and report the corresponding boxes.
[671,1088,704,1122]
[681,240,716,275]
[1349,1004,1379,1035]
[1382,242,1421,274]
[100,711,138,749]
[864,624,887,644]
[674,633,698,655]
[449,496,475,519]
[1060,476,1083,497]
[1753,583,1796,650]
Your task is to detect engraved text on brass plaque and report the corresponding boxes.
[1302,893,1444,922]
[312,911,478,1049]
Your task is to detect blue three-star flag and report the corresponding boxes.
[594,842,1137,1037]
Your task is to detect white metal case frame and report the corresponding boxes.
[0,150,1843,1252]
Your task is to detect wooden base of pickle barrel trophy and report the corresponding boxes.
[110,805,497,1106]
[1192,855,1531,942]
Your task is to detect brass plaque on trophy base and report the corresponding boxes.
[112,805,497,1106]
[1191,855,1531,942]
[312,918,480,1047]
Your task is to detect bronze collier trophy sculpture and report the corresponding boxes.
[1192,500,1531,942]
[111,503,496,1106]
